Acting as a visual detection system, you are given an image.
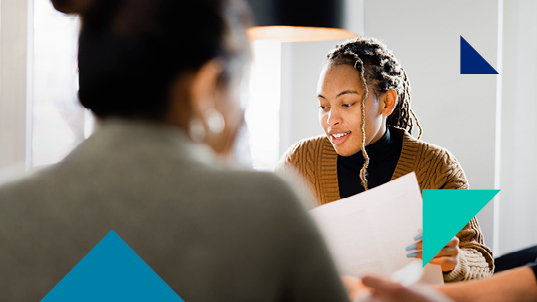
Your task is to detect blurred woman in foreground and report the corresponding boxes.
[0,0,349,300]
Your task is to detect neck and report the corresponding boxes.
[366,121,387,147]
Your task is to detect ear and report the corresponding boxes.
[166,58,223,130]
[381,89,397,116]
[189,58,224,120]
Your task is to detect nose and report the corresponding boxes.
[326,108,342,126]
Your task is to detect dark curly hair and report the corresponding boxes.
[70,0,251,120]
[327,37,422,190]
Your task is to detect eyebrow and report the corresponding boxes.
[336,90,359,98]
[318,90,360,99]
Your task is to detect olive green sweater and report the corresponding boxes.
[277,128,494,283]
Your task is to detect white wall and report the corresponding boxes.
[361,0,537,257]
[361,0,501,252]
[279,39,348,156]
[499,0,537,255]
[0,0,31,172]
[278,1,366,157]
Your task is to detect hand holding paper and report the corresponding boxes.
[406,233,460,273]
[310,172,444,284]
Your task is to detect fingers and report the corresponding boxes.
[433,246,458,258]
[445,236,459,248]
[429,256,458,272]
[408,241,423,250]
[406,250,422,259]
[405,234,422,258]
[434,237,460,258]
[408,247,455,259]
[406,235,460,258]
[405,233,460,273]
[430,238,460,272]
[429,257,454,266]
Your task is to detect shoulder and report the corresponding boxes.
[276,135,331,170]
[199,165,313,210]
[0,167,58,222]
[399,129,459,165]
[398,130,468,189]
[275,135,332,182]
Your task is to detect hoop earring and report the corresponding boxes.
[188,117,206,143]
[206,108,225,135]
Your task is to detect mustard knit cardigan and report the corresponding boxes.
[277,129,494,282]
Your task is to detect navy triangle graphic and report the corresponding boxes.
[41,230,184,302]
[460,36,498,74]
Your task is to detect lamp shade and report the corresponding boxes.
[246,0,358,42]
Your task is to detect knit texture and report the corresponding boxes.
[276,128,494,282]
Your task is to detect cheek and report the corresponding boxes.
[319,111,328,128]
[364,98,382,120]
[363,104,384,134]
[215,89,243,124]
[224,100,244,126]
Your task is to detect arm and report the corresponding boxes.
[437,266,537,302]
[442,218,494,282]
[359,267,537,302]
[439,150,494,281]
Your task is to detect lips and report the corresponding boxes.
[330,131,351,144]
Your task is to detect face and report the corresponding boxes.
[317,63,388,157]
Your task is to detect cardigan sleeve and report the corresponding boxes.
[275,142,320,209]
[443,218,495,282]
[438,150,495,282]
[276,137,333,207]
[275,143,300,175]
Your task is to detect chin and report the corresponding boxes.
[332,145,355,157]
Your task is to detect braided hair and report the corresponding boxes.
[327,37,422,190]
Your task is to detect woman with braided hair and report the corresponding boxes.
[277,37,494,282]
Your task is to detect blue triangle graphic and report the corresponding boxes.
[460,36,498,74]
[41,230,184,302]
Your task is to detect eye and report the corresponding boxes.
[342,103,355,108]
[319,105,330,111]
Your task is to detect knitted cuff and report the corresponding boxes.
[443,249,494,282]
[442,253,466,282]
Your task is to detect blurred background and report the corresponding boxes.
[0,0,535,258]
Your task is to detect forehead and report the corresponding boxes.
[317,63,365,96]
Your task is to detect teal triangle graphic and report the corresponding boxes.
[422,190,499,267]
[460,36,498,74]
[42,230,184,302]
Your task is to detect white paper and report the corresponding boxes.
[391,260,444,286]
[310,172,428,278]
[421,263,444,285]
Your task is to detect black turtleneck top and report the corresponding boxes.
[337,127,403,198]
